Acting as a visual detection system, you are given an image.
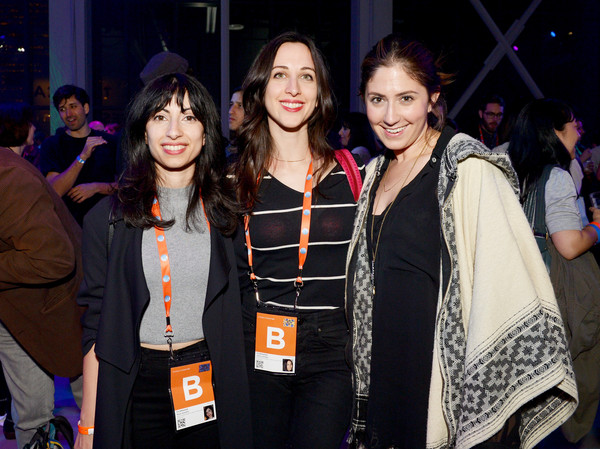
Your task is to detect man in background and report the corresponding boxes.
[473,94,505,149]
[40,85,118,225]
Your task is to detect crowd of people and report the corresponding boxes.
[1,30,600,449]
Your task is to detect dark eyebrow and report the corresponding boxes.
[367,90,419,97]
[271,65,316,73]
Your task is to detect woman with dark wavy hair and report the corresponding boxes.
[509,99,600,260]
[233,32,363,448]
[75,73,252,449]
[508,99,600,443]
[346,34,576,448]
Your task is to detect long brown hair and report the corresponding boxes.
[234,32,336,211]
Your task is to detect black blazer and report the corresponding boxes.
[78,197,253,449]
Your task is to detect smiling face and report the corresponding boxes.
[58,95,89,136]
[145,92,206,187]
[264,42,318,134]
[364,64,438,154]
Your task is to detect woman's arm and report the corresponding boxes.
[74,200,112,449]
[546,168,600,259]
[551,207,600,259]
[74,345,99,449]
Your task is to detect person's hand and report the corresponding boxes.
[590,206,600,223]
[580,148,593,163]
[68,183,99,203]
[74,432,93,449]
[80,136,107,161]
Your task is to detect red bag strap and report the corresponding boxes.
[335,149,362,202]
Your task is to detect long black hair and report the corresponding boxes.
[507,98,574,201]
[117,73,238,235]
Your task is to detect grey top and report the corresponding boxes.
[140,186,210,345]
[545,167,583,235]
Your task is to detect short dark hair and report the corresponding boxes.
[479,94,505,112]
[359,34,452,131]
[0,102,33,147]
[118,73,238,234]
[507,98,574,200]
[52,85,90,110]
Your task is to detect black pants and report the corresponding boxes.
[130,341,220,449]
[243,304,353,449]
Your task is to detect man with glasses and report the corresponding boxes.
[475,94,505,149]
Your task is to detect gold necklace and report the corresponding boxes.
[369,142,429,294]
[381,145,428,192]
[272,152,310,163]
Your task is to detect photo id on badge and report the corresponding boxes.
[170,361,217,431]
[255,312,297,374]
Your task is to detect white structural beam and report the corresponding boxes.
[49,0,91,133]
[449,0,543,118]
[349,0,393,112]
[221,0,230,135]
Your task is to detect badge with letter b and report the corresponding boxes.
[170,361,216,430]
[255,312,297,374]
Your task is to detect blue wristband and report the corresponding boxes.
[589,222,600,244]
[76,155,86,164]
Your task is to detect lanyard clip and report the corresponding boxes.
[249,271,261,305]
[294,274,304,290]
[294,276,303,309]
[167,336,174,360]
[165,324,174,359]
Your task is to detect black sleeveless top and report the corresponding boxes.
[364,128,453,448]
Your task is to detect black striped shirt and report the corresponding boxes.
[235,158,365,310]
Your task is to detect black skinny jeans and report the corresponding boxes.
[130,341,220,449]
[243,303,353,449]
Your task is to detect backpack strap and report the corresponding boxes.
[335,149,363,202]
[523,164,555,271]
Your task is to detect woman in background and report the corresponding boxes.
[508,99,600,260]
[508,98,600,443]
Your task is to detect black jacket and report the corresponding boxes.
[78,197,253,449]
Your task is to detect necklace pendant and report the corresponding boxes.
[371,260,376,296]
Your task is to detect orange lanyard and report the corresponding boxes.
[244,160,314,308]
[151,195,210,355]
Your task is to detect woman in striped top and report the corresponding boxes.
[233,32,363,449]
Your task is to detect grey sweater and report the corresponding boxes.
[140,186,210,345]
